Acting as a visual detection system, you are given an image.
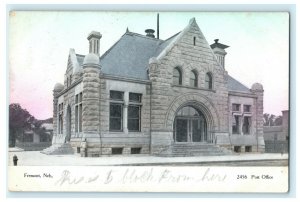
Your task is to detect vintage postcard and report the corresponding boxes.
[8,11,289,192]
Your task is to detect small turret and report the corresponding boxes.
[210,39,229,69]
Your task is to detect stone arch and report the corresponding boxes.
[165,92,220,134]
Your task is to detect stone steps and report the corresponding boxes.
[171,143,233,157]
[41,143,74,155]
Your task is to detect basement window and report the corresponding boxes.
[245,146,252,152]
[112,147,123,155]
[234,146,241,153]
[131,147,142,154]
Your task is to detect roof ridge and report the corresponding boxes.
[125,31,163,42]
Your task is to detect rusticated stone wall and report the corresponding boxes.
[82,67,101,133]
[149,20,229,156]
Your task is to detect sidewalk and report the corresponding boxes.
[8,150,288,166]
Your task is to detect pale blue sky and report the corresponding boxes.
[9,11,289,119]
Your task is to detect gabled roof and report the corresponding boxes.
[75,18,252,94]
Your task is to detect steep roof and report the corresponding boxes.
[228,75,251,93]
[75,20,251,93]
[99,32,164,80]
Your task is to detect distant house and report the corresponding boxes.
[15,123,53,151]
[263,110,289,153]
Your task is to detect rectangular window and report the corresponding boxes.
[109,103,123,131]
[128,105,141,131]
[128,93,142,132]
[232,104,240,112]
[131,147,142,154]
[58,103,64,134]
[110,90,124,100]
[244,105,251,113]
[109,91,124,131]
[129,93,142,102]
[75,93,83,133]
[245,146,252,152]
[234,146,241,153]
[242,117,251,134]
[232,115,240,134]
[112,147,123,155]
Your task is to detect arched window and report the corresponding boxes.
[205,72,213,89]
[190,70,198,87]
[173,67,182,85]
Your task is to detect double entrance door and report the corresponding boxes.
[174,117,207,142]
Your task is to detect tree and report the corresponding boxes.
[9,103,35,147]
[274,116,283,126]
[263,113,282,126]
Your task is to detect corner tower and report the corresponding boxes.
[82,31,102,156]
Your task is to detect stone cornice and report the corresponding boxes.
[101,74,151,85]
[228,91,257,98]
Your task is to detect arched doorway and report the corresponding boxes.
[65,105,71,143]
[173,106,207,143]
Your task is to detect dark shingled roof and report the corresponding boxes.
[228,75,251,93]
[76,31,251,94]
[100,32,168,80]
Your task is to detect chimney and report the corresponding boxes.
[210,39,229,69]
[87,31,102,56]
[145,29,155,38]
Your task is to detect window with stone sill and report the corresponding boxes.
[75,92,83,133]
[128,93,142,132]
[109,91,124,131]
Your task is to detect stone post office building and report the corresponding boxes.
[44,18,265,157]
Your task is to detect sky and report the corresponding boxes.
[9,11,289,120]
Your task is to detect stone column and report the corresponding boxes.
[251,83,265,152]
[148,57,172,156]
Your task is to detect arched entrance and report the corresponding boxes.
[173,106,207,143]
[65,105,71,143]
